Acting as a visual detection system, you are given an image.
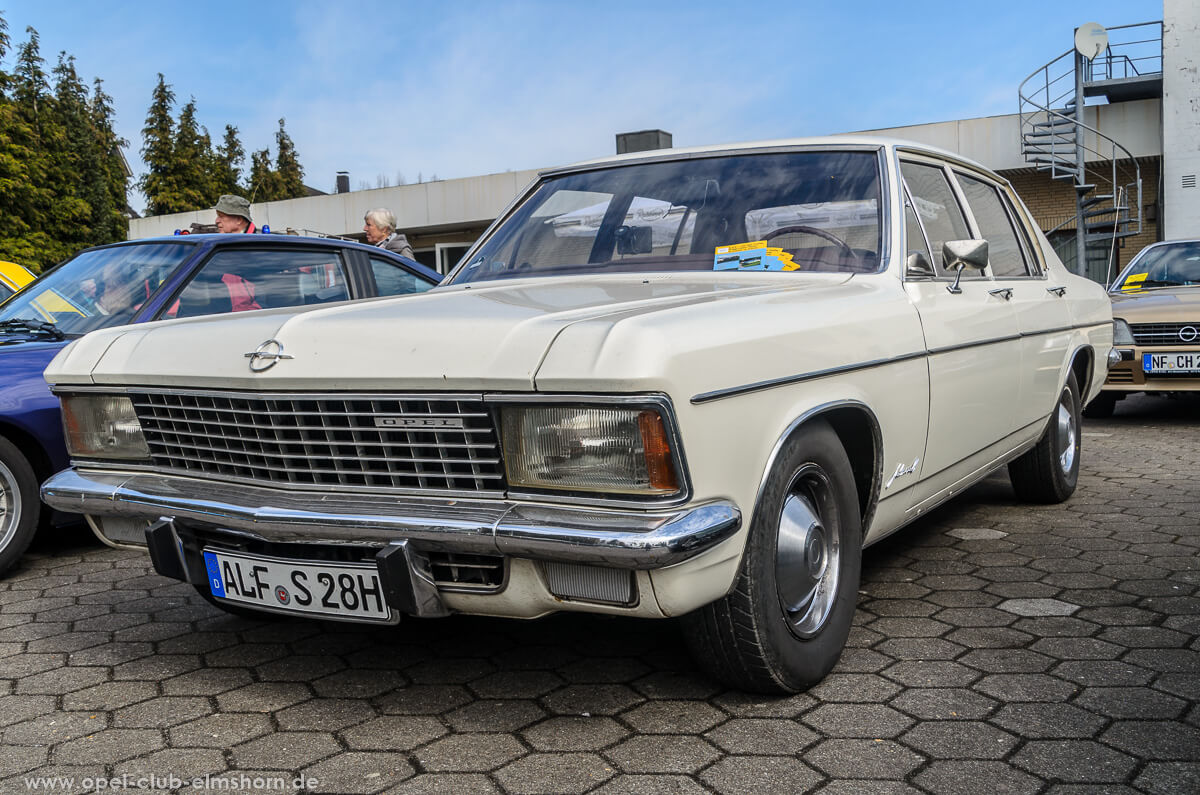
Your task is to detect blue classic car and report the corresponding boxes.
[0,234,440,576]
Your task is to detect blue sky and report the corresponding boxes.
[1,0,1163,213]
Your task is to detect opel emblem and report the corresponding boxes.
[244,338,294,372]
[1180,326,1198,343]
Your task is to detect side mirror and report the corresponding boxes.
[905,250,934,276]
[615,225,653,255]
[943,239,988,294]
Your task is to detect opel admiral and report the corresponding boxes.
[41,138,1114,693]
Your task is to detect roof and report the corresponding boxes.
[539,135,988,177]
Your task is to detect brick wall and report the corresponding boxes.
[1001,157,1161,274]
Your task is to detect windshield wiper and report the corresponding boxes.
[1135,279,1184,288]
[0,318,67,340]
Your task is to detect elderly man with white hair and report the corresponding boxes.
[363,208,415,259]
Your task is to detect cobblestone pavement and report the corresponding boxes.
[2,395,1197,794]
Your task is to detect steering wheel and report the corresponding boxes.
[764,225,853,255]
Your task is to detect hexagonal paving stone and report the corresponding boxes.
[2,711,107,745]
[388,772,499,794]
[161,667,254,696]
[990,702,1107,739]
[311,668,407,699]
[705,717,818,754]
[621,701,725,734]
[275,698,377,731]
[973,674,1080,703]
[113,748,227,781]
[444,699,546,732]
[883,661,981,688]
[467,670,564,698]
[114,696,215,728]
[61,681,158,711]
[494,752,615,794]
[605,735,720,774]
[591,774,709,794]
[807,674,902,703]
[542,684,645,716]
[231,732,342,770]
[912,760,1042,795]
[1101,720,1200,760]
[1011,740,1137,783]
[215,682,313,713]
[888,688,997,721]
[376,685,473,715]
[700,756,823,795]
[521,716,629,752]
[900,721,1017,759]
[341,715,446,751]
[169,713,275,749]
[1073,686,1187,719]
[303,751,415,794]
[804,738,924,779]
[804,704,915,738]
[0,745,49,779]
[52,728,165,765]
[415,733,526,772]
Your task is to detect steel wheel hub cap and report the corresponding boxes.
[776,477,840,638]
[1056,393,1077,474]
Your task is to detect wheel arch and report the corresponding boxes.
[0,421,53,486]
[1068,343,1096,403]
[753,401,882,541]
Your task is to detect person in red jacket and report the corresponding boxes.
[214,194,258,234]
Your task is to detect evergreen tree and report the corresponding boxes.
[51,53,99,254]
[139,73,181,215]
[172,98,214,209]
[215,124,244,196]
[4,26,61,269]
[91,77,130,243]
[249,147,283,203]
[274,118,305,199]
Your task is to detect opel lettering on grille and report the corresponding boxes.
[374,416,465,430]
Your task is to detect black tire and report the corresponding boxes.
[1082,391,1117,419]
[681,419,862,694]
[1009,371,1081,503]
[0,436,41,578]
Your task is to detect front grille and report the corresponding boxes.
[132,391,505,495]
[1106,368,1135,384]
[1130,323,1200,346]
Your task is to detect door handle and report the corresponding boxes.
[1046,285,1067,297]
[988,288,1013,301]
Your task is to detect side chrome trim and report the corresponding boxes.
[40,469,740,570]
[692,321,1107,404]
[691,352,926,404]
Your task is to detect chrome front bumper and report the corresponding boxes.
[41,469,741,570]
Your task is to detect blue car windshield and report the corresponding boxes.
[0,243,193,335]
[450,150,884,284]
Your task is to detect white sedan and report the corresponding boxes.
[41,137,1114,693]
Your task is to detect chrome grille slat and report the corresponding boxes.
[1130,322,1200,346]
[131,391,506,494]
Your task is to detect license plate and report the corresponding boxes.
[1143,352,1200,374]
[202,549,392,622]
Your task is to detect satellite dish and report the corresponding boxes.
[1075,22,1108,60]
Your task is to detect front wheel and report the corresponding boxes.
[682,419,861,694]
[0,436,41,578]
[1009,371,1081,503]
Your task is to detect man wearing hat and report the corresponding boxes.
[214,195,258,234]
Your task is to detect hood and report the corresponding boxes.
[45,273,853,392]
[1110,286,1200,323]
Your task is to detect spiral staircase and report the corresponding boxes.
[1018,21,1162,283]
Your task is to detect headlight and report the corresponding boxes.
[61,394,150,459]
[1112,319,1134,346]
[500,405,680,495]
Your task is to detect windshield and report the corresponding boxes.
[1112,241,1200,292]
[0,243,193,335]
[450,150,883,284]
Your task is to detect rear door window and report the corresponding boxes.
[164,249,350,320]
[369,256,436,297]
[955,172,1034,278]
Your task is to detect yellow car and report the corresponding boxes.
[0,260,36,303]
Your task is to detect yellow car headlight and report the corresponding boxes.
[500,405,680,496]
